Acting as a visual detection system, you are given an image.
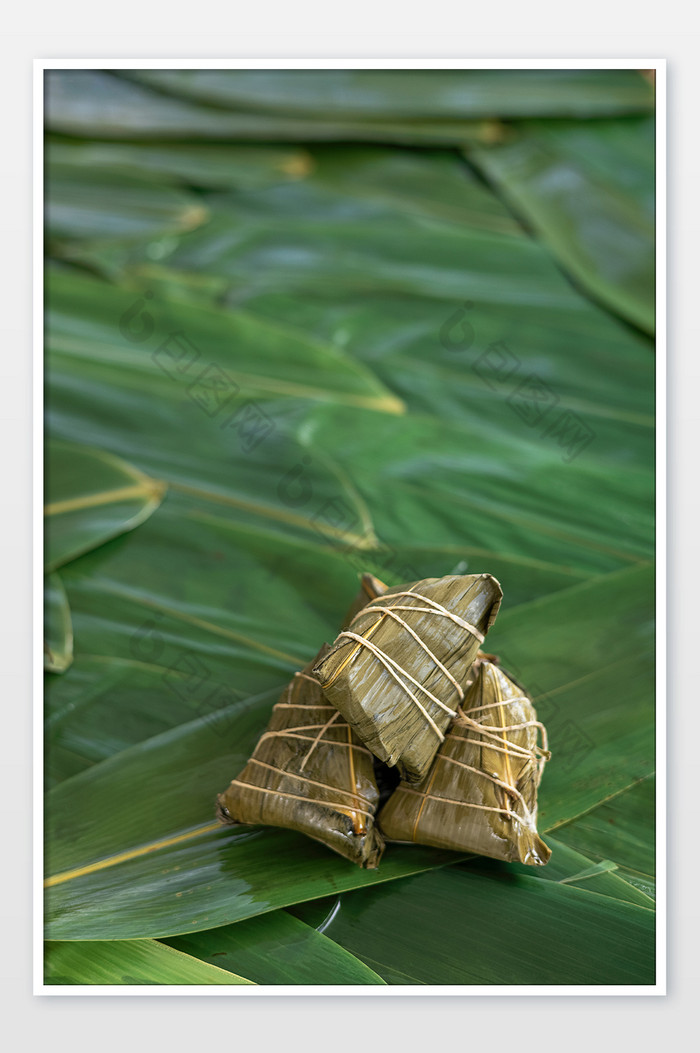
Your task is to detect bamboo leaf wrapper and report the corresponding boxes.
[217,645,385,868]
[378,660,551,865]
[314,574,503,782]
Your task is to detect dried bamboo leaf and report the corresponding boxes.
[314,573,503,782]
[217,646,384,868]
[378,660,551,865]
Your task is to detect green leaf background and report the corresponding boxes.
[43,68,657,987]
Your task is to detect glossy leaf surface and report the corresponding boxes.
[166,910,386,985]
[291,853,654,985]
[44,939,253,985]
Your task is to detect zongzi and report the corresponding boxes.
[377,660,551,865]
[314,573,502,783]
[216,645,384,868]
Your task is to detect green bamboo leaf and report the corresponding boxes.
[504,836,652,908]
[45,827,459,943]
[289,833,654,983]
[46,139,315,192]
[45,439,166,572]
[44,572,73,673]
[554,775,656,885]
[165,910,386,985]
[127,69,653,120]
[154,181,594,305]
[46,272,652,599]
[290,863,655,985]
[298,404,653,580]
[44,70,491,146]
[617,870,656,901]
[52,491,380,697]
[47,265,403,419]
[467,117,655,333]
[305,146,523,235]
[45,655,246,789]
[44,939,253,985]
[46,159,209,246]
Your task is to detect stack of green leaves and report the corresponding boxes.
[44,68,656,986]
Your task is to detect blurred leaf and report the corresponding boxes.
[44,939,253,985]
[166,910,386,984]
[305,146,522,234]
[44,572,73,673]
[467,117,655,333]
[45,438,166,572]
[46,139,315,192]
[290,858,654,985]
[298,403,653,583]
[127,69,653,120]
[46,159,208,248]
[45,70,490,146]
[149,178,600,305]
[47,265,403,421]
[46,161,653,593]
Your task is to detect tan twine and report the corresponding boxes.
[324,596,550,837]
[331,591,487,743]
[229,668,372,825]
[405,666,551,839]
[227,597,550,840]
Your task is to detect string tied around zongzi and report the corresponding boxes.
[314,573,503,782]
[377,659,551,866]
[216,642,385,868]
[454,699,551,782]
[329,590,489,743]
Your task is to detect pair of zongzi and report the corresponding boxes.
[217,572,551,869]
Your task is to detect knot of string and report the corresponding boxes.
[454,698,551,783]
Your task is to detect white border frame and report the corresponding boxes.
[34,57,666,997]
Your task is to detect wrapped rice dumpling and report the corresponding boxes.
[314,574,502,783]
[216,645,384,868]
[378,660,551,865]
